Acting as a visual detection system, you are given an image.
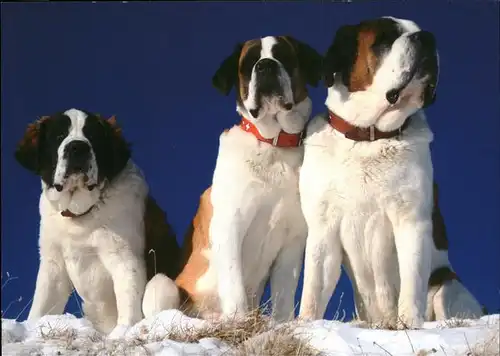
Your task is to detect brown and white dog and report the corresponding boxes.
[143,36,323,322]
[15,109,182,338]
[298,17,483,328]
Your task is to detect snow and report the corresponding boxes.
[2,310,499,356]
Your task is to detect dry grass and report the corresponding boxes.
[13,308,319,356]
[137,308,320,355]
[437,317,473,329]
[463,318,500,356]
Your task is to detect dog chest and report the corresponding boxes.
[61,242,114,303]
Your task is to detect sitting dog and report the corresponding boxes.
[143,36,323,322]
[298,17,482,328]
[15,109,182,337]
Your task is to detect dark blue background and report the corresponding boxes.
[2,2,499,321]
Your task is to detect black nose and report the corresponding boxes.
[410,30,436,49]
[255,58,279,75]
[65,141,91,171]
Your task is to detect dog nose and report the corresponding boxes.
[410,30,436,49]
[65,140,91,164]
[255,58,279,74]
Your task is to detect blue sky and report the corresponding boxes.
[1,2,499,320]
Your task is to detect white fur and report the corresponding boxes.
[198,40,312,321]
[299,20,437,328]
[144,99,311,321]
[28,160,149,336]
[299,18,482,327]
[201,96,310,322]
[26,109,157,337]
[144,38,311,322]
[427,280,483,320]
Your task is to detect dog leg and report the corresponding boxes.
[371,225,399,327]
[389,210,433,329]
[28,249,72,320]
[432,280,484,320]
[99,243,146,338]
[299,220,341,320]
[270,239,306,322]
[210,188,259,319]
[82,301,117,334]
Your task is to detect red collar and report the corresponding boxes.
[61,205,94,218]
[239,117,304,148]
[328,111,411,142]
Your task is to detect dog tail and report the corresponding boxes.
[142,273,180,319]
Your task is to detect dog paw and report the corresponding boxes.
[107,324,131,339]
[396,315,424,330]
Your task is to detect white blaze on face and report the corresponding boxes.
[53,108,98,189]
[243,36,294,119]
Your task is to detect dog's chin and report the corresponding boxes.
[45,179,102,215]
[248,95,294,119]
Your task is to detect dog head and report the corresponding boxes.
[15,108,131,215]
[323,17,439,130]
[212,36,322,137]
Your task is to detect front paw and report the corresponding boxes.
[396,313,424,330]
[107,324,131,339]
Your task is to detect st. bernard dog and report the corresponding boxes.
[15,109,182,338]
[298,17,483,328]
[143,36,323,322]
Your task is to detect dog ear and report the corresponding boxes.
[323,24,359,88]
[212,43,243,96]
[286,37,323,88]
[105,115,131,181]
[14,116,49,174]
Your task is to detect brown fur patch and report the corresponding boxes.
[175,186,213,308]
[279,36,309,103]
[432,183,449,251]
[237,40,259,102]
[17,116,50,151]
[143,196,182,281]
[349,30,378,91]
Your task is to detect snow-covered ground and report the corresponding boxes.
[2,310,499,356]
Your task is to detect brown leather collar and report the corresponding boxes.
[240,117,304,148]
[61,205,94,218]
[328,110,412,142]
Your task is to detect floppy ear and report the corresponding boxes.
[323,24,359,88]
[105,115,131,180]
[14,116,49,174]
[212,43,243,96]
[286,37,323,88]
